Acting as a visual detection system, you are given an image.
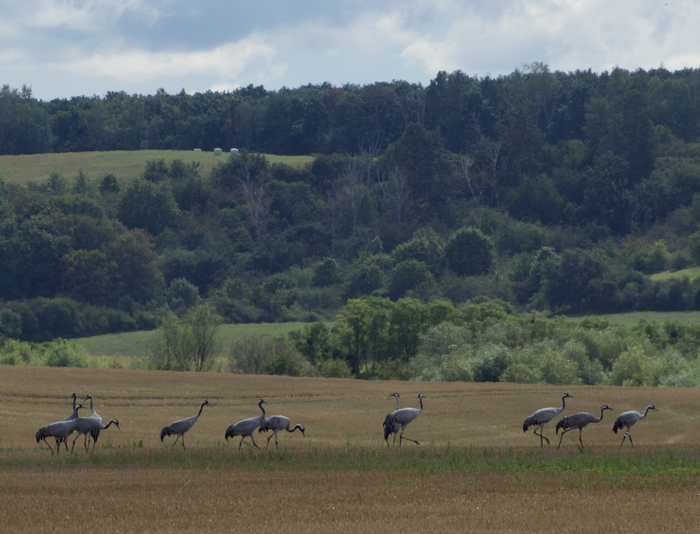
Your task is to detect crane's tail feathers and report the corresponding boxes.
[90,428,100,444]
[160,426,172,442]
[36,427,49,442]
[612,418,622,434]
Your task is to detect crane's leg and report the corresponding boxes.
[274,433,279,450]
[557,429,567,449]
[181,435,186,451]
[84,433,90,453]
[619,433,627,450]
[534,426,550,447]
[71,433,82,454]
[173,434,181,449]
[266,434,273,449]
[628,432,634,448]
[578,428,585,449]
[239,436,244,451]
[250,435,261,450]
[399,432,420,446]
[43,438,54,455]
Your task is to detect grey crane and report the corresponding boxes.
[382,393,403,446]
[523,393,573,447]
[555,405,612,449]
[35,404,83,455]
[224,399,266,451]
[71,417,120,453]
[85,394,103,450]
[258,415,306,449]
[160,400,209,450]
[383,393,425,447]
[612,404,657,449]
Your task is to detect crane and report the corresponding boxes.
[225,399,266,451]
[383,393,402,446]
[35,404,83,455]
[84,394,103,451]
[71,417,120,453]
[523,393,573,447]
[258,415,305,449]
[383,393,425,447]
[555,404,612,449]
[160,400,210,450]
[613,404,657,449]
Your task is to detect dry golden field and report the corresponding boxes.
[1,365,699,533]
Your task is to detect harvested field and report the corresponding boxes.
[1,365,699,533]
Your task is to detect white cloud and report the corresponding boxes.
[28,0,166,31]
[56,36,277,82]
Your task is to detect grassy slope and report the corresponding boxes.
[650,266,700,281]
[0,150,314,186]
[568,310,700,327]
[74,322,311,358]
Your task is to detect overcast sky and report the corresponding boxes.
[2,0,699,101]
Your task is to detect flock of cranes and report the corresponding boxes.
[523,393,658,449]
[35,392,657,454]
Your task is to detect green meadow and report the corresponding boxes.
[0,150,314,186]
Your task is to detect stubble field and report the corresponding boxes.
[0,365,698,533]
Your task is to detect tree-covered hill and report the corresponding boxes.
[2,64,700,346]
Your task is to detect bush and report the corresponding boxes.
[318,358,353,378]
[43,339,89,368]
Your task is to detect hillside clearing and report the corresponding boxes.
[0,150,313,186]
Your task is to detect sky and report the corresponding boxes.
[2,0,699,101]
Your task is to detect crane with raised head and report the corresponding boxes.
[555,404,612,449]
[71,417,120,453]
[225,399,266,451]
[160,400,210,450]
[523,393,573,447]
[84,394,103,450]
[383,393,425,447]
[62,393,79,421]
[36,404,83,455]
[382,393,402,446]
[613,404,657,449]
[259,415,305,449]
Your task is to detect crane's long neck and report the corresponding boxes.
[102,419,118,430]
[257,401,266,423]
[418,395,424,412]
[559,395,568,413]
[641,406,652,419]
[595,407,606,422]
[71,405,81,418]
[72,395,76,411]
[394,396,400,411]
[287,424,304,433]
[197,402,207,418]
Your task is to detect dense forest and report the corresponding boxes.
[2,64,700,383]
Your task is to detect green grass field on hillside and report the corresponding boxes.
[650,267,700,282]
[0,150,314,186]
[567,310,700,327]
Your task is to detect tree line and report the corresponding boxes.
[2,65,700,346]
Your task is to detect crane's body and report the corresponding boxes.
[225,399,266,450]
[259,415,305,449]
[523,393,573,447]
[555,405,611,449]
[71,418,120,453]
[36,404,83,455]
[613,404,657,449]
[160,400,209,450]
[383,393,425,447]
